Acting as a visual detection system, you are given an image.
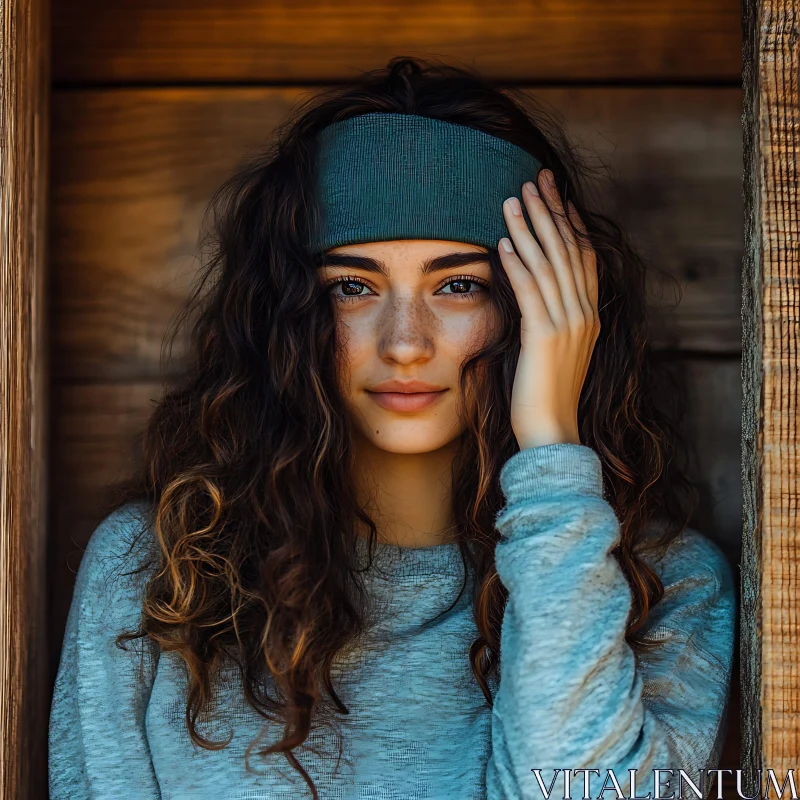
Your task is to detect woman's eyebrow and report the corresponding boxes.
[320,252,491,277]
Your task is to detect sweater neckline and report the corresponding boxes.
[353,533,466,580]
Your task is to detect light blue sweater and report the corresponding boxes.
[49,444,737,799]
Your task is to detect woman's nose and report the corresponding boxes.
[376,296,437,365]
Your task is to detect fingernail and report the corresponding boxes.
[523,181,539,197]
[505,197,522,216]
[500,238,514,253]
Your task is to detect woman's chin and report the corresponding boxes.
[353,419,462,455]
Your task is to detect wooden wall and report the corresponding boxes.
[48,0,744,785]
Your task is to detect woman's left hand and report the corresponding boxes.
[498,168,600,451]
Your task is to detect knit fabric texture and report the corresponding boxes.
[48,443,737,799]
[308,113,544,254]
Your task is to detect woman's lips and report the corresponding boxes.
[366,389,449,412]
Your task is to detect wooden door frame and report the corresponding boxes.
[742,0,800,793]
[0,0,50,798]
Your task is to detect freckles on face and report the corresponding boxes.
[317,240,500,455]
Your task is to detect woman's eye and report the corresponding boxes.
[328,279,375,301]
[437,277,489,297]
[327,275,489,302]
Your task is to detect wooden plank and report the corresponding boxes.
[47,381,159,680]
[49,86,743,384]
[0,0,50,797]
[49,88,299,381]
[48,381,160,675]
[657,356,742,558]
[51,0,742,85]
[742,0,800,792]
[671,355,742,794]
[547,88,743,355]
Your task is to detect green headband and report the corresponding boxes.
[308,112,543,254]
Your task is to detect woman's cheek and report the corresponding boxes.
[333,317,356,392]
[451,305,500,360]
[334,315,370,395]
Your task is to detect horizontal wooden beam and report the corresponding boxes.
[52,0,742,85]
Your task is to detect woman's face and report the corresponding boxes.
[319,240,501,455]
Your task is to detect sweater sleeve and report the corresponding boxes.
[484,444,737,800]
[49,503,162,800]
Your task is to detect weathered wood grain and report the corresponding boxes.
[49,381,161,677]
[0,0,50,797]
[659,356,742,558]
[742,0,800,792]
[49,86,743,386]
[51,0,742,85]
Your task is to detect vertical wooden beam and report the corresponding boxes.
[0,0,50,797]
[741,0,764,787]
[742,0,800,792]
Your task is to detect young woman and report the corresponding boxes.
[48,58,737,800]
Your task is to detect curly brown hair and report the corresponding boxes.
[108,56,697,798]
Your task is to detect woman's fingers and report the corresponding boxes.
[519,171,585,329]
[552,194,591,321]
[496,236,551,333]
[502,170,589,333]
[501,197,565,329]
[499,169,601,348]
[566,200,599,325]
